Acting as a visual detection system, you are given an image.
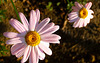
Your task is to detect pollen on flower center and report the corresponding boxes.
[79,7,88,19]
[25,31,40,46]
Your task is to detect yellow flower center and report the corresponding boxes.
[79,7,88,19]
[25,31,40,46]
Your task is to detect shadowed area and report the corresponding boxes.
[0,0,100,63]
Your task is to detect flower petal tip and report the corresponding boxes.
[36,9,40,12]
[89,2,92,5]
[49,51,52,56]
[10,18,14,21]
[56,25,60,30]
[57,42,60,44]
[3,32,6,37]
[47,18,50,21]
[9,18,15,23]
[30,10,36,13]
[6,41,9,45]
[19,12,22,14]
[75,2,78,4]
[59,36,61,40]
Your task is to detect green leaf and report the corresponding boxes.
[57,2,60,6]
[4,50,9,52]
[46,2,53,11]
[46,2,52,9]
[1,52,6,55]
[48,2,52,7]
[50,7,53,11]
[1,10,6,13]
[0,0,1,5]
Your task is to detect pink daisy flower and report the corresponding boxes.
[3,9,61,63]
[68,2,94,28]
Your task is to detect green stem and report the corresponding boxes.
[67,0,70,4]
[0,0,1,4]
[10,0,21,23]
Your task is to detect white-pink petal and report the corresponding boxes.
[6,37,26,45]
[41,34,61,40]
[19,12,29,31]
[38,22,54,34]
[3,32,22,38]
[85,2,92,10]
[40,41,49,47]
[68,12,78,18]
[11,43,26,55]
[88,10,94,14]
[37,46,45,60]
[36,18,50,33]
[40,25,59,35]
[15,48,25,58]
[9,19,27,34]
[79,20,84,28]
[68,12,77,16]
[29,46,39,63]
[39,43,52,55]
[35,9,40,27]
[73,18,80,28]
[86,18,90,24]
[89,15,93,19]
[21,45,31,63]
[72,6,79,12]
[75,2,82,9]
[69,17,79,23]
[83,19,88,27]
[68,14,78,21]
[29,10,37,31]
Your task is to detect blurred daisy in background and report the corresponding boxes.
[3,9,61,63]
[68,2,94,28]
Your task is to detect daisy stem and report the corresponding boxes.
[10,0,21,23]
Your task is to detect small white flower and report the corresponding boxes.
[68,2,94,28]
[3,9,61,63]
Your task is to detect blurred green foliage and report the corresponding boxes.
[46,2,53,11]
[57,2,61,6]
[0,10,6,22]
[0,41,8,56]
[0,0,7,5]
[66,0,87,13]
[0,0,8,56]
[0,0,7,22]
